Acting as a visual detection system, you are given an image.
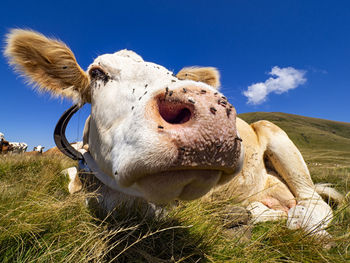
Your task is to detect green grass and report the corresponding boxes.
[238,112,350,152]
[1,112,350,262]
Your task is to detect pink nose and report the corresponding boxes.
[153,86,236,129]
[157,94,194,125]
[147,86,241,175]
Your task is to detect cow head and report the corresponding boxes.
[34,145,45,153]
[5,29,244,204]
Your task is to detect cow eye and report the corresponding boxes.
[89,66,107,80]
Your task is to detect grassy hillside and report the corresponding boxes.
[238,112,350,152]
[1,113,350,262]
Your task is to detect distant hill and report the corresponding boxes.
[238,112,350,153]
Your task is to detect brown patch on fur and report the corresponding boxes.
[4,29,90,103]
[0,140,11,154]
[176,67,221,89]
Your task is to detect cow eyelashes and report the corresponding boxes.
[89,66,109,83]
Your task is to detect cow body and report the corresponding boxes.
[25,145,45,156]
[206,118,337,232]
[75,115,336,234]
[0,135,27,154]
[10,142,28,153]
[5,29,341,237]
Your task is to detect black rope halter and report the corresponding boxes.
[54,104,84,160]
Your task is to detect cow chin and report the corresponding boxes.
[133,170,224,204]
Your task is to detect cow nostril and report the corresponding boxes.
[158,99,193,124]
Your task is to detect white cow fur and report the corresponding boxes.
[33,145,45,153]
[9,142,28,153]
[84,51,244,203]
[1,133,28,153]
[5,29,341,238]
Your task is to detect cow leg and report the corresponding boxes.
[247,201,287,223]
[261,172,297,213]
[251,121,333,232]
[61,167,83,194]
[244,173,296,223]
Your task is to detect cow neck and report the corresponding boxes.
[77,148,142,196]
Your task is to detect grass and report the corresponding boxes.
[0,112,350,262]
[238,112,350,152]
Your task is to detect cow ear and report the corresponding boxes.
[176,67,221,89]
[4,29,90,103]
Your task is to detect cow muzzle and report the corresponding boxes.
[121,86,244,203]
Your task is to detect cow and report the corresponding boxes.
[0,135,27,154]
[25,145,45,156]
[0,133,6,153]
[0,133,9,154]
[0,133,27,155]
[9,142,28,153]
[33,145,45,153]
[0,139,11,154]
[4,29,342,237]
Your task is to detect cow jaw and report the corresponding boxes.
[134,170,222,204]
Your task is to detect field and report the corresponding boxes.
[1,112,349,262]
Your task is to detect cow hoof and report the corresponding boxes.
[287,203,332,234]
[287,204,336,248]
[247,202,287,224]
[61,167,83,194]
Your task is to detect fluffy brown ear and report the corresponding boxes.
[176,67,221,89]
[4,29,90,103]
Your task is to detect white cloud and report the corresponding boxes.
[243,66,306,105]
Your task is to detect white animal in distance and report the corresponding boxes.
[33,145,45,153]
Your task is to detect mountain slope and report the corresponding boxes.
[238,112,350,153]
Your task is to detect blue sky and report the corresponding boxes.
[1,0,349,150]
